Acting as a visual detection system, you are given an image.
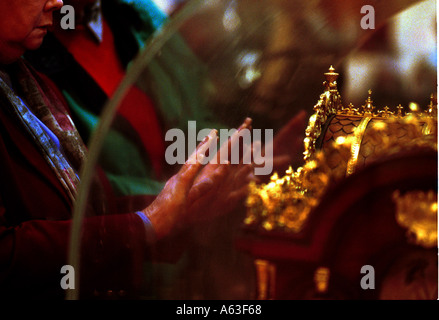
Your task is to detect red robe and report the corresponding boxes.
[0,68,154,299]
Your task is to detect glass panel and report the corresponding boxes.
[68,0,434,299]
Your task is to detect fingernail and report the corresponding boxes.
[206,129,217,141]
[199,129,217,147]
[201,135,209,144]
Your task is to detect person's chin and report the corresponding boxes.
[24,30,47,50]
[25,41,44,51]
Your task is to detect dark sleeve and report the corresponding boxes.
[0,118,150,298]
[0,102,184,298]
[0,200,149,299]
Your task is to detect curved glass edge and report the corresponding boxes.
[66,0,205,300]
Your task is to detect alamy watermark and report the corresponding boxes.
[59,4,376,30]
[165,121,273,176]
[59,5,75,30]
[59,4,377,30]
[360,265,375,290]
[60,264,75,290]
[361,5,376,30]
[60,264,377,292]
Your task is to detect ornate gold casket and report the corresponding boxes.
[238,66,437,299]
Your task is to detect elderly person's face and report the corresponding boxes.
[0,0,64,64]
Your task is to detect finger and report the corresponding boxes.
[187,165,231,215]
[227,184,251,207]
[234,163,254,182]
[247,172,261,184]
[229,118,252,164]
[188,177,214,203]
[217,117,253,164]
[177,160,204,193]
[186,128,218,165]
[239,132,254,165]
[188,161,230,203]
[251,140,263,164]
[180,133,220,188]
[242,135,254,162]
[238,117,253,133]
[213,159,231,176]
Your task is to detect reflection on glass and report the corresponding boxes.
[68,0,434,300]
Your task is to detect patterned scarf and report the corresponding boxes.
[0,59,87,203]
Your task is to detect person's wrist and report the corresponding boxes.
[135,211,156,244]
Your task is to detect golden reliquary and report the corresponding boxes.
[239,66,438,300]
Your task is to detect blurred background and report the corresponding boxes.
[155,0,436,118]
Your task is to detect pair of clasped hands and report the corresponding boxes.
[141,111,307,241]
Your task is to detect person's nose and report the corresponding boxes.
[44,0,64,12]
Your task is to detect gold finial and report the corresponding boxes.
[363,89,374,115]
[367,89,373,101]
[396,104,404,118]
[324,65,339,87]
[380,106,391,118]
